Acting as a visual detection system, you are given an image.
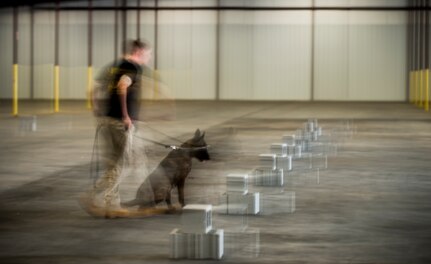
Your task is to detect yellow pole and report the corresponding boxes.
[54,65,60,112]
[12,64,18,116]
[418,70,424,108]
[416,71,420,106]
[425,69,429,112]
[409,71,414,104]
[87,66,93,109]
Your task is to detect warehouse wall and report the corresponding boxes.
[0,0,413,102]
[0,8,13,99]
[33,10,55,99]
[158,10,217,99]
[314,11,407,101]
[219,11,312,100]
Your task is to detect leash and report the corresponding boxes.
[89,122,209,185]
[132,134,210,151]
[132,134,178,149]
[133,121,210,151]
[135,121,183,144]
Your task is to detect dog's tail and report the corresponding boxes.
[121,199,142,208]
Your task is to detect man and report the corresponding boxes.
[83,39,152,218]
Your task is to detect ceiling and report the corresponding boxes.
[0,0,82,8]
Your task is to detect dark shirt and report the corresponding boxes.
[106,59,142,121]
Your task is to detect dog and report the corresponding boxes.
[122,129,210,210]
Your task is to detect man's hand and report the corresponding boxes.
[123,115,132,130]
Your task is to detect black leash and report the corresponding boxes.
[132,134,177,149]
[89,122,209,185]
[132,134,210,151]
[136,121,183,144]
[134,121,210,151]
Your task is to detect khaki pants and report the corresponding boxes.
[91,117,134,211]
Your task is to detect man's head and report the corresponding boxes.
[125,39,152,65]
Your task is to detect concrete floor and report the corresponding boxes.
[1,100,431,264]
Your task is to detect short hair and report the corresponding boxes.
[124,39,151,55]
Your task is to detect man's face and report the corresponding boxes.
[137,48,152,65]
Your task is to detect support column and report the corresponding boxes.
[87,0,93,109]
[12,6,19,116]
[54,1,60,113]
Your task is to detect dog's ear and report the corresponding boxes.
[200,131,206,140]
[194,129,201,139]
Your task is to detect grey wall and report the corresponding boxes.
[0,0,411,101]
[314,11,407,101]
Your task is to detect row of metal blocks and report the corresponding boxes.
[169,119,351,260]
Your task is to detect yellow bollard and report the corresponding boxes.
[425,69,429,112]
[416,71,419,107]
[54,65,60,112]
[418,70,425,108]
[412,71,416,105]
[87,66,93,109]
[409,71,414,104]
[12,64,18,116]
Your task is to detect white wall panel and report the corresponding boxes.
[314,11,349,100]
[126,10,138,41]
[315,11,407,101]
[159,0,217,7]
[158,11,217,99]
[0,3,411,102]
[59,11,87,99]
[219,12,253,100]
[126,10,156,68]
[93,11,115,70]
[33,10,55,99]
[93,10,156,100]
[348,11,407,101]
[220,11,312,100]
[315,0,408,7]
[0,9,13,99]
[220,0,312,7]
[138,11,156,69]
[18,8,31,99]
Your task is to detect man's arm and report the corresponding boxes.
[117,74,132,129]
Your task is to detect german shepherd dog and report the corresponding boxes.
[122,129,210,210]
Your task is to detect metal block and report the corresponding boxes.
[221,192,260,215]
[316,126,322,136]
[276,155,292,171]
[294,144,302,158]
[310,142,326,155]
[311,154,328,169]
[253,168,284,187]
[226,174,248,194]
[170,228,224,260]
[304,121,314,132]
[181,204,213,234]
[260,191,295,215]
[270,143,287,156]
[286,144,295,156]
[308,118,318,128]
[282,135,295,145]
[224,227,260,258]
[19,115,37,132]
[259,154,276,170]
